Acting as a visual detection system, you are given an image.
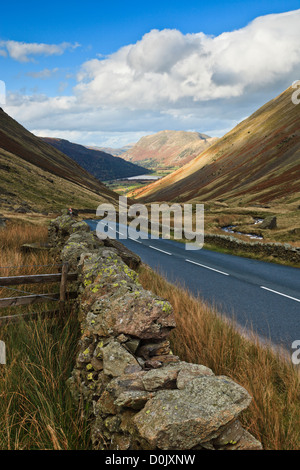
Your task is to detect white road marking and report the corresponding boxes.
[185,259,229,276]
[129,237,142,244]
[149,245,172,255]
[260,286,300,303]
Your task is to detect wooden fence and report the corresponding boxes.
[0,262,78,324]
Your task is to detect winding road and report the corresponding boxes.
[86,220,300,352]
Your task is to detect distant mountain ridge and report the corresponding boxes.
[131,87,300,206]
[41,138,150,181]
[121,130,218,169]
[87,144,134,156]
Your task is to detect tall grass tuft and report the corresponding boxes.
[0,221,91,450]
[0,315,91,450]
[138,265,300,450]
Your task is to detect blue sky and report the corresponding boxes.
[1,1,300,146]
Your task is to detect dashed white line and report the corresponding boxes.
[129,237,142,244]
[149,245,172,256]
[260,286,300,303]
[185,259,229,276]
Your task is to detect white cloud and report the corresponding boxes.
[32,128,150,148]
[26,68,59,79]
[0,40,79,62]
[0,80,5,105]
[4,9,300,146]
[75,10,300,108]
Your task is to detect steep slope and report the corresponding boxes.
[132,87,300,205]
[0,108,118,212]
[121,130,217,169]
[42,138,149,180]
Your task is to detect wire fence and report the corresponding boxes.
[0,263,63,270]
[0,284,60,302]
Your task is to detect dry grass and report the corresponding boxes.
[0,222,91,450]
[0,220,48,247]
[139,265,300,450]
[203,203,300,247]
[0,314,91,450]
[0,221,59,311]
[1,221,299,450]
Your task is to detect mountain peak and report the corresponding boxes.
[122,129,217,169]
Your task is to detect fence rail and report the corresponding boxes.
[0,291,78,309]
[0,272,77,287]
[0,263,78,324]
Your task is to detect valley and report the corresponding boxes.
[1,3,300,453]
[128,86,300,248]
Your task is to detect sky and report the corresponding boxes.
[0,0,300,147]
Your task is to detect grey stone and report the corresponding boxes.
[107,372,146,397]
[260,216,277,230]
[176,362,214,389]
[125,338,141,354]
[137,340,171,359]
[115,390,154,410]
[102,341,142,377]
[142,367,179,391]
[133,375,252,450]
[213,419,244,446]
[220,429,263,450]
[104,237,141,270]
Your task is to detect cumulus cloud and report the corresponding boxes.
[75,10,300,108]
[32,128,150,148]
[0,40,79,62]
[4,9,300,146]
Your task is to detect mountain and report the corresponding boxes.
[131,87,300,206]
[121,130,217,170]
[0,108,119,212]
[87,144,134,156]
[42,138,149,180]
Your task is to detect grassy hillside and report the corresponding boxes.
[122,130,217,170]
[42,138,150,181]
[0,108,119,213]
[132,87,300,206]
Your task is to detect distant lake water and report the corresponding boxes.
[122,174,161,181]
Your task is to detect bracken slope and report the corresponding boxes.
[132,87,300,206]
[122,130,217,170]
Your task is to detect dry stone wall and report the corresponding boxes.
[49,215,262,451]
[205,233,300,264]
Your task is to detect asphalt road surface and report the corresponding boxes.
[86,220,300,353]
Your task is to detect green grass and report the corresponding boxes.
[0,312,92,450]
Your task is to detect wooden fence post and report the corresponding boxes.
[59,262,69,316]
